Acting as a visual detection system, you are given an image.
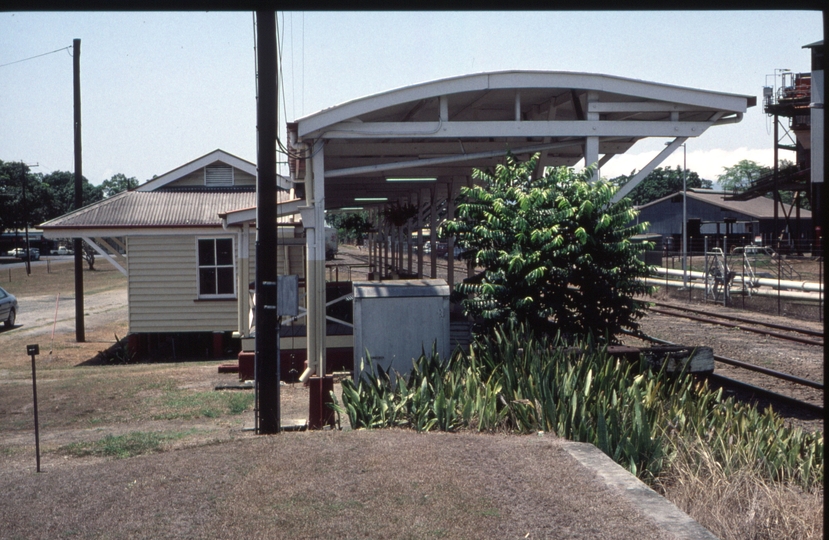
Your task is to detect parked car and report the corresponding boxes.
[0,286,17,328]
[732,245,774,256]
[8,247,40,261]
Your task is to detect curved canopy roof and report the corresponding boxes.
[288,70,756,210]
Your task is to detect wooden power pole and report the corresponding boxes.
[73,38,85,343]
[255,12,280,434]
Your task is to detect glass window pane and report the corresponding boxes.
[217,267,234,295]
[198,239,215,266]
[216,238,233,265]
[199,268,216,295]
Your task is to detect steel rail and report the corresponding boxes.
[650,301,823,338]
[705,373,824,415]
[710,355,824,390]
[647,307,824,347]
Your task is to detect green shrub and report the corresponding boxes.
[332,322,823,489]
[442,155,653,340]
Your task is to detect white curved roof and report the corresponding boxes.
[288,70,756,209]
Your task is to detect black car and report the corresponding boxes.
[0,286,17,328]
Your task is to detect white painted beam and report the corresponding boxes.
[597,153,616,168]
[324,140,623,156]
[588,101,713,113]
[317,120,713,139]
[611,137,688,203]
[325,140,623,178]
[80,236,127,276]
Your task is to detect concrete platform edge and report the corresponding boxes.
[562,441,719,540]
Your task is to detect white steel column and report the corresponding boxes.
[446,179,455,290]
[299,140,327,382]
[239,222,251,336]
[383,204,390,278]
[407,194,414,276]
[466,176,475,279]
[585,91,600,181]
[585,137,599,181]
[430,184,437,279]
[416,189,424,278]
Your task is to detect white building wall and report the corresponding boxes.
[128,235,238,333]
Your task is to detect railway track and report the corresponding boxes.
[647,302,824,347]
[636,332,824,416]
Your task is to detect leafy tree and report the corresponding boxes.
[716,159,771,192]
[607,166,711,206]
[40,170,104,218]
[327,211,373,243]
[101,173,139,197]
[443,154,654,340]
[82,242,96,270]
[0,161,29,235]
[0,161,104,235]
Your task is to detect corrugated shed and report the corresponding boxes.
[41,188,292,229]
[686,191,812,219]
[637,190,812,220]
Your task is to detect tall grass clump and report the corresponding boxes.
[333,322,822,490]
[661,437,823,539]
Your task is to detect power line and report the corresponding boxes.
[0,46,72,69]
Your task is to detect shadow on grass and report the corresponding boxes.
[76,334,139,366]
[76,334,231,367]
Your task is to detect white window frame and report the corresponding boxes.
[196,236,237,299]
[204,164,234,186]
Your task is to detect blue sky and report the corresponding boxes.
[0,11,822,185]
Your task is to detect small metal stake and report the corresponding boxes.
[27,344,41,473]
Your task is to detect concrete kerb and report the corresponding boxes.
[562,442,719,540]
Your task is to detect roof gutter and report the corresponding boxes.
[712,112,743,125]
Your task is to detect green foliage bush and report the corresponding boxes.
[333,323,823,489]
[442,154,653,340]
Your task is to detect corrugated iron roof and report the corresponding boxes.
[687,191,812,219]
[637,189,812,220]
[40,188,269,229]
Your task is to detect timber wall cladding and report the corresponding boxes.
[128,235,238,333]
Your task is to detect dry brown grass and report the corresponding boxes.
[1,259,125,297]
[1,430,677,540]
[658,439,824,540]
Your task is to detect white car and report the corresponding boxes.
[0,286,17,328]
[8,247,40,261]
